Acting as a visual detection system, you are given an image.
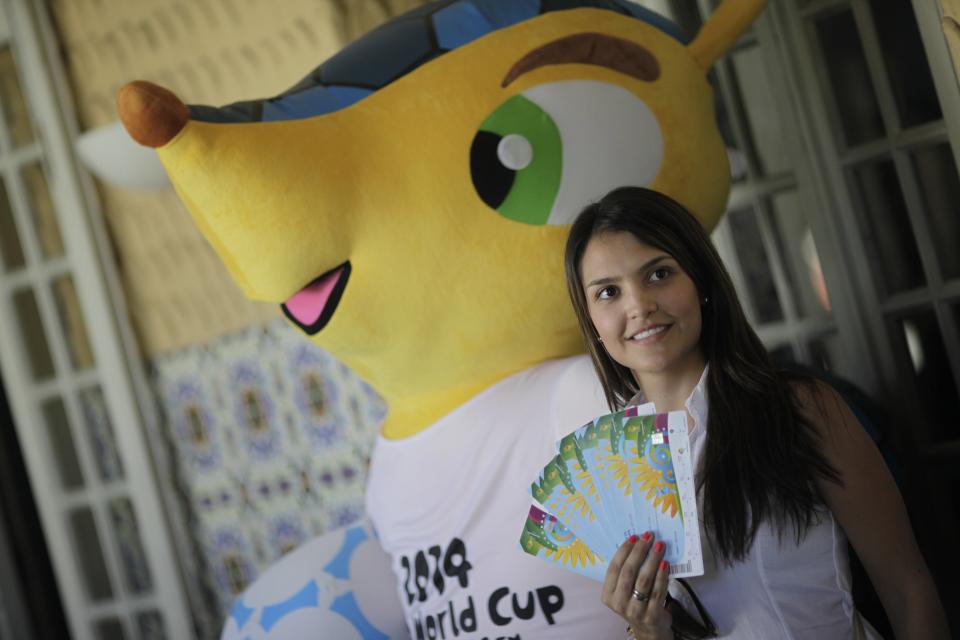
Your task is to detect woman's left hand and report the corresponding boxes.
[601,532,673,640]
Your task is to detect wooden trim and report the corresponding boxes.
[942,0,960,75]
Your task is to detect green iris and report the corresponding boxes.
[472,95,562,225]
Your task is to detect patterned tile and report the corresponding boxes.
[150,319,385,615]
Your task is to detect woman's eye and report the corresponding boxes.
[650,267,671,282]
[596,286,617,300]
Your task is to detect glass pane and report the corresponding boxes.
[727,208,784,323]
[42,397,85,490]
[867,0,942,128]
[709,71,743,181]
[12,287,55,380]
[94,618,127,640]
[769,191,832,319]
[808,332,844,372]
[660,0,702,37]
[850,158,924,295]
[135,610,166,640]
[0,45,35,148]
[912,144,960,280]
[52,275,95,370]
[814,9,885,146]
[78,386,125,482]
[69,507,114,601]
[22,163,64,259]
[0,177,25,271]
[729,45,791,176]
[898,310,960,442]
[108,497,153,595]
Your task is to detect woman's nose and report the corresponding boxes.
[626,288,657,319]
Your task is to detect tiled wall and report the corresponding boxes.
[150,318,385,615]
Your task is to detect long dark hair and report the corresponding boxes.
[564,187,841,563]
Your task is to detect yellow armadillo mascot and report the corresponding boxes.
[118,1,766,637]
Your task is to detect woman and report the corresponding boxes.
[563,187,948,639]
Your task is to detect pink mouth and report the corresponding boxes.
[280,262,351,335]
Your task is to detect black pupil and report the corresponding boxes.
[470,130,516,209]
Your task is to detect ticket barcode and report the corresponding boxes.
[669,561,693,575]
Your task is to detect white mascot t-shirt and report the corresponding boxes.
[366,355,626,639]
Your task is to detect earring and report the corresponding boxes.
[702,296,709,305]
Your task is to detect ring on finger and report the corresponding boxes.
[631,588,649,602]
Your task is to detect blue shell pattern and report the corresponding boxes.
[188,0,688,124]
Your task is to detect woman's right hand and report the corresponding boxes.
[601,532,672,640]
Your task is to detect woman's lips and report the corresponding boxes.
[628,324,670,344]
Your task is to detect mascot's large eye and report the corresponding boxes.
[470,93,562,224]
[470,80,664,226]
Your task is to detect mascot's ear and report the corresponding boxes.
[688,0,768,70]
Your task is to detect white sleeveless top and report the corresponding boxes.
[631,367,882,640]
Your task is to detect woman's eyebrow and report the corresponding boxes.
[585,255,671,287]
[502,32,661,88]
[639,255,672,270]
[586,275,618,288]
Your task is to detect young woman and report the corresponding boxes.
[563,187,948,640]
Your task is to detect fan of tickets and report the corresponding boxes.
[520,408,703,581]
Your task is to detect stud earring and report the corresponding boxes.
[702,296,710,305]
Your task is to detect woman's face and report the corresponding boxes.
[580,231,704,381]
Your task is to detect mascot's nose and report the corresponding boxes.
[116,81,189,148]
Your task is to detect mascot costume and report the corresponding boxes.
[117,0,766,637]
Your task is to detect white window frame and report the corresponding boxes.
[0,0,194,637]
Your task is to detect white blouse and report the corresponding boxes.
[629,367,881,640]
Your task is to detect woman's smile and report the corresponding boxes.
[627,324,671,343]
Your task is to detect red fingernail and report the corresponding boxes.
[627,535,639,544]
[654,541,664,553]
[660,560,669,572]
[641,531,652,541]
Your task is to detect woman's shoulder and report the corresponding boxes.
[785,373,883,475]
[788,374,839,404]
[779,364,880,414]
[784,373,856,442]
